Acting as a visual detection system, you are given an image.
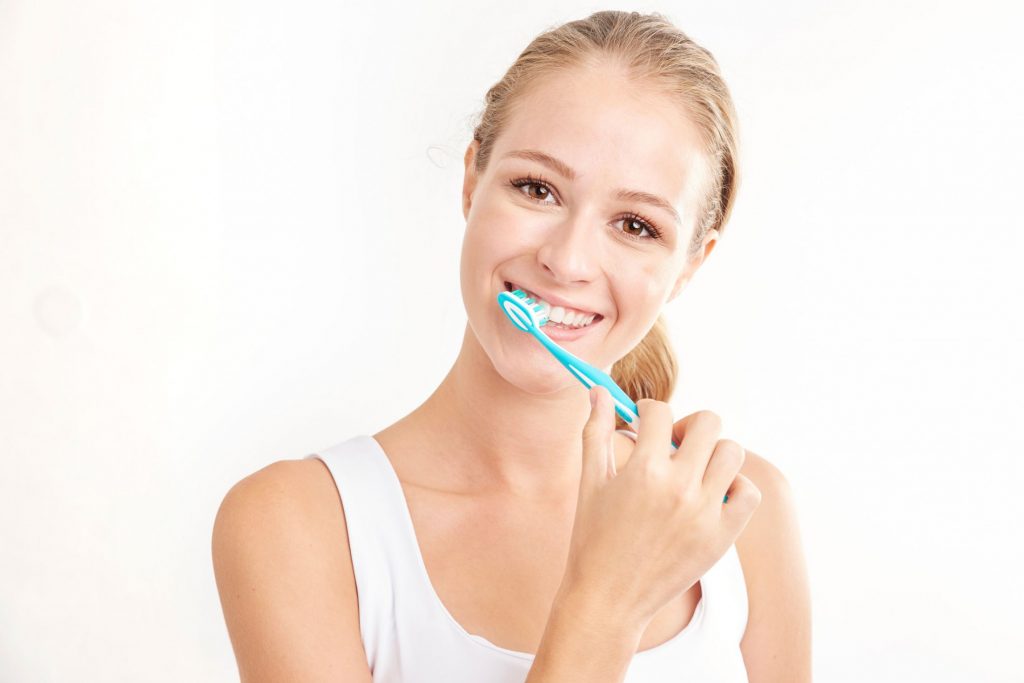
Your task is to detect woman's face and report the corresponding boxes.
[459,63,717,393]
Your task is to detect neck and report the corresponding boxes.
[389,322,608,500]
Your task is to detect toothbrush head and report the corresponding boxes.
[498,288,549,332]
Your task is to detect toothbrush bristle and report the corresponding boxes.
[505,287,548,326]
[513,289,535,305]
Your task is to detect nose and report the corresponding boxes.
[536,212,603,285]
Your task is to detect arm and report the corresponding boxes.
[526,584,645,683]
[211,459,373,683]
[735,451,813,682]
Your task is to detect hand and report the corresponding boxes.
[559,385,762,632]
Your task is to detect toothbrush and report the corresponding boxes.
[497,288,729,504]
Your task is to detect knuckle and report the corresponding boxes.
[741,488,763,512]
[716,439,745,466]
[666,487,685,507]
[751,485,763,505]
[633,457,668,489]
[693,409,723,431]
[660,473,697,505]
[581,426,606,445]
[637,456,662,480]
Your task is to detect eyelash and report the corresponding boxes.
[508,173,665,243]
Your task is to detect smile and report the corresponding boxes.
[503,281,604,330]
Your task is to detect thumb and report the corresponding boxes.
[580,386,615,492]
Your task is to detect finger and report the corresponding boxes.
[580,386,616,492]
[721,472,763,521]
[702,439,745,502]
[626,398,675,465]
[668,410,723,477]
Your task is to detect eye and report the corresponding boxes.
[509,173,557,204]
[508,173,665,243]
[615,212,664,242]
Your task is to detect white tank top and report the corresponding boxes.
[306,433,750,682]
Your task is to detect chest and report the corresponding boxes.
[403,480,703,656]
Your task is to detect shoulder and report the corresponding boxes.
[211,456,354,601]
[212,458,367,681]
[734,450,813,681]
[733,450,802,587]
[213,458,343,548]
[734,450,801,564]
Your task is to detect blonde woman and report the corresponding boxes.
[213,10,811,683]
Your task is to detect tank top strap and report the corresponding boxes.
[305,435,431,669]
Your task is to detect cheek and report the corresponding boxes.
[462,213,540,282]
[618,264,673,313]
[459,217,519,308]
[645,259,684,301]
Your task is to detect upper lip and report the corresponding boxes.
[504,280,604,318]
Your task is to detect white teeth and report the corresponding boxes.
[556,311,598,329]
[507,282,599,328]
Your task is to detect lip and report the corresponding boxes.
[503,280,604,318]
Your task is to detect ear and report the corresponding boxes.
[462,140,480,220]
[667,229,719,303]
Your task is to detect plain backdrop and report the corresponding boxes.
[2,0,1022,680]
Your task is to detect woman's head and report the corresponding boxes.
[458,10,740,424]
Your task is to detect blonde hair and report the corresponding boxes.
[469,10,740,426]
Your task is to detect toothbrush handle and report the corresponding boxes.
[531,328,729,504]
[532,329,667,440]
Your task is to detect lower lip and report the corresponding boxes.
[540,316,604,341]
[502,285,604,341]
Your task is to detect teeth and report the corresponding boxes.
[508,282,598,328]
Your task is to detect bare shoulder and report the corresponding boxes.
[213,459,346,573]
[215,458,340,530]
[212,458,372,682]
[734,450,802,564]
[734,450,813,682]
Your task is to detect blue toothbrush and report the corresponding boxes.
[498,288,728,504]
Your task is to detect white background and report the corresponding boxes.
[2,0,1022,680]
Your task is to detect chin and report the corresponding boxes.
[483,328,581,395]
[498,363,581,396]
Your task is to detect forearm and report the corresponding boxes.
[525,586,643,683]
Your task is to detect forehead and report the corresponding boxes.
[493,67,709,213]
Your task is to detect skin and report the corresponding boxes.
[213,59,812,682]
[387,61,717,499]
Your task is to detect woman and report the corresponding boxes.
[213,10,811,682]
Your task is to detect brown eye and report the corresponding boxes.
[527,183,549,200]
[509,174,664,243]
[615,212,663,242]
[509,174,557,204]
[623,217,647,238]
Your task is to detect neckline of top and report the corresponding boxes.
[359,433,708,662]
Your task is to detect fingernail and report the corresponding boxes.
[589,389,597,407]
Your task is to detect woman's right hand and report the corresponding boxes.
[557,385,762,634]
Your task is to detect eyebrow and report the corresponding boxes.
[501,149,682,227]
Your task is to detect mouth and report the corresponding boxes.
[503,281,605,339]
